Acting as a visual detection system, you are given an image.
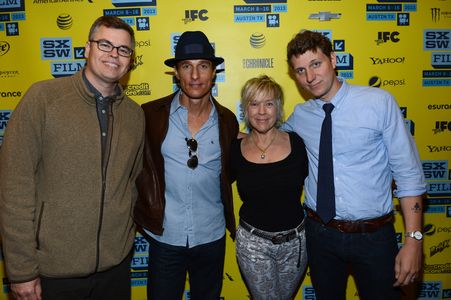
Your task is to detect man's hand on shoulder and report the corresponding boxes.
[11,278,42,300]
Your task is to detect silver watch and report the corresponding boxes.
[405,231,423,241]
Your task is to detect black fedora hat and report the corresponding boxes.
[164,31,224,67]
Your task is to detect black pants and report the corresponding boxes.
[146,235,226,300]
[305,217,401,300]
[40,250,133,300]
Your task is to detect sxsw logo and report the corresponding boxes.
[183,9,208,23]
[0,0,25,12]
[417,281,442,299]
[0,110,12,145]
[424,30,451,50]
[40,38,72,60]
[422,160,448,180]
[335,53,353,70]
[302,286,316,300]
[376,31,400,45]
[431,52,451,68]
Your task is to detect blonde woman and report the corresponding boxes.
[230,75,308,300]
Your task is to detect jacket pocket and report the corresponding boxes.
[35,202,45,250]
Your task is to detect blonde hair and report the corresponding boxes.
[240,75,284,129]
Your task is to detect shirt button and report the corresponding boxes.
[102,132,106,137]
[102,109,106,114]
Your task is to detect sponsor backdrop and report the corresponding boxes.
[0,0,450,299]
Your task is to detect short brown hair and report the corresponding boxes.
[286,30,333,68]
[88,16,135,49]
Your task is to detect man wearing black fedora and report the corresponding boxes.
[134,31,238,300]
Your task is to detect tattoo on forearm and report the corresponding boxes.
[411,202,422,213]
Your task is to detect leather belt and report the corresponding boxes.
[239,219,305,244]
[306,207,393,233]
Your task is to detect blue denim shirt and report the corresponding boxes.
[145,91,224,247]
[283,78,426,221]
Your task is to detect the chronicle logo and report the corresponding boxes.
[0,41,10,56]
[368,76,405,88]
[369,57,405,65]
[183,9,208,24]
[250,33,265,48]
[376,31,400,45]
[56,14,73,30]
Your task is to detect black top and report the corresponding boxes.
[230,131,308,232]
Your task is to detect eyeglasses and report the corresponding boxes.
[89,39,133,57]
[185,138,198,169]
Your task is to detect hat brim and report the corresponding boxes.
[164,55,224,67]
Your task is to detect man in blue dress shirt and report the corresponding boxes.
[134,31,238,300]
[283,30,426,299]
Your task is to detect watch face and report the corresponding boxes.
[413,231,423,240]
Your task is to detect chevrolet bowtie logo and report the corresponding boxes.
[309,12,341,21]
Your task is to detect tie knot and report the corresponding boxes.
[323,103,334,114]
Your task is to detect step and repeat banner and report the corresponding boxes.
[0,0,450,299]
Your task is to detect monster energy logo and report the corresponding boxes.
[431,8,440,22]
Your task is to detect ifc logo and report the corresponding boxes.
[57,14,73,30]
[250,33,265,49]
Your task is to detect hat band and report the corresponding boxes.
[182,44,205,55]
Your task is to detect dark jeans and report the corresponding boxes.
[305,217,401,300]
[146,235,226,300]
[40,250,132,300]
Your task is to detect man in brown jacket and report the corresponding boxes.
[0,16,144,300]
[135,31,238,300]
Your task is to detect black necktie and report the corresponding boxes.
[317,103,335,223]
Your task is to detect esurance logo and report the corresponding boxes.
[40,38,72,60]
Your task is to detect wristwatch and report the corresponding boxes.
[405,231,423,241]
